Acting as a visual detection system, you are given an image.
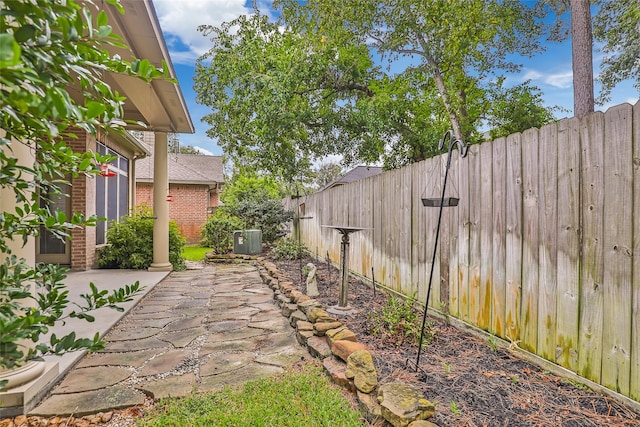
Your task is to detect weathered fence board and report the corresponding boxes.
[448,152,462,316]
[520,128,540,353]
[289,101,639,402]
[412,162,429,302]
[632,102,640,402]
[578,111,605,383]
[467,145,482,325]
[555,117,581,371]
[492,137,507,336]
[478,141,493,330]
[505,133,522,344]
[537,122,558,361]
[601,104,633,395]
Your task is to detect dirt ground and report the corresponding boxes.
[267,253,640,427]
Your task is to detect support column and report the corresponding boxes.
[0,136,59,416]
[148,131,172,271]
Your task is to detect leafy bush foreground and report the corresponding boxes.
[98,205,186,271]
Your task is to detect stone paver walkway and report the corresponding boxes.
[30,263,310,417]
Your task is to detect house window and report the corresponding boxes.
[95,141,129,245]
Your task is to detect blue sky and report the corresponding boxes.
[153,0,639,157]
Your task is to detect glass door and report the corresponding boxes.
[36,183,71,265]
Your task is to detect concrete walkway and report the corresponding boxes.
[29,263,310,417]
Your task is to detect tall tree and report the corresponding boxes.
[544,0,639,115]
[314,161,343,188]
[195,10,379,180]
[571,0,595,117]
[195,2,555,178]
[278,0,547,143]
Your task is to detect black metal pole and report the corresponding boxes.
[412,131,467,372]
[371,266,376,298]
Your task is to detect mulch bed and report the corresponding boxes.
[266,252,640,427]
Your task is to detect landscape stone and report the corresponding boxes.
[313,321,343,336]
[255,332,299,354]
[137,373,197,399]
[250,317,291,332]
[30,387,146,417]
[297,299,322,313]
[358,390,383,423]
[377,382,436,427]
[326,327,357,345]
[296,320,314,332]
[288,310,308,328]
[276,294,291,307]
[56,367,131,394]
[199,352,254,377]
[345,350,378,393]
[281,303,298,317]
[100,336,169,352]
[306,307,335,323]
[105,327,160,341]
[199,339,256,355]
[331,340,367,362]
[323,357,355,392]
[160,327,207,347]
[164,317,203,332]
[138,349,191,377]
[255,348,308,367]
[296,330,314,346]
[207,320,249,333]
[408,421,439,427]
[76,349,158,368]
[296,294,311,303]
[306,336,332,359]
[198,364,283,393]
[289,289,305,302]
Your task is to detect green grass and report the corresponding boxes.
[181,246,211,262]
[137,364,365,427]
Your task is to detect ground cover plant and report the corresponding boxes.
[268,252,640,427]
[137,363,365,427]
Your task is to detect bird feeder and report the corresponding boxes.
[99,164,116,177]
[408,130,468,374]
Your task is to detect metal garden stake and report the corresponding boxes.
[408,130,468,373]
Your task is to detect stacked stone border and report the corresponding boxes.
[207,253,437,427]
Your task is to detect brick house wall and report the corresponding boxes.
[136,182,219,244]
[52,129,137,270]
[65,131,97,270]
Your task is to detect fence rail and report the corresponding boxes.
[286,101,639,402]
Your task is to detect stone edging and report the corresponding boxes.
[250,256,438,427]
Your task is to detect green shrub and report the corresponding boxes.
[271,238,309,260]
[367,293,435,347]
[227,198,293,243]
[200,210,243,254]
[98,205,186,270]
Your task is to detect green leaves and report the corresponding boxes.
[0,34,21,67]
[0,0,174,374]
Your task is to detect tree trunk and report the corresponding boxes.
[571,0,594,118]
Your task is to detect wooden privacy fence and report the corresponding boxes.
[286,102,639,402]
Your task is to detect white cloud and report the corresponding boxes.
[521,68,573,89]
[522,70,542,81]
[153,0,251,63]
[544,71,573,89]
[194,146,214,155]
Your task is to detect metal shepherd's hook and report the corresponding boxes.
[409,130,468,373]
